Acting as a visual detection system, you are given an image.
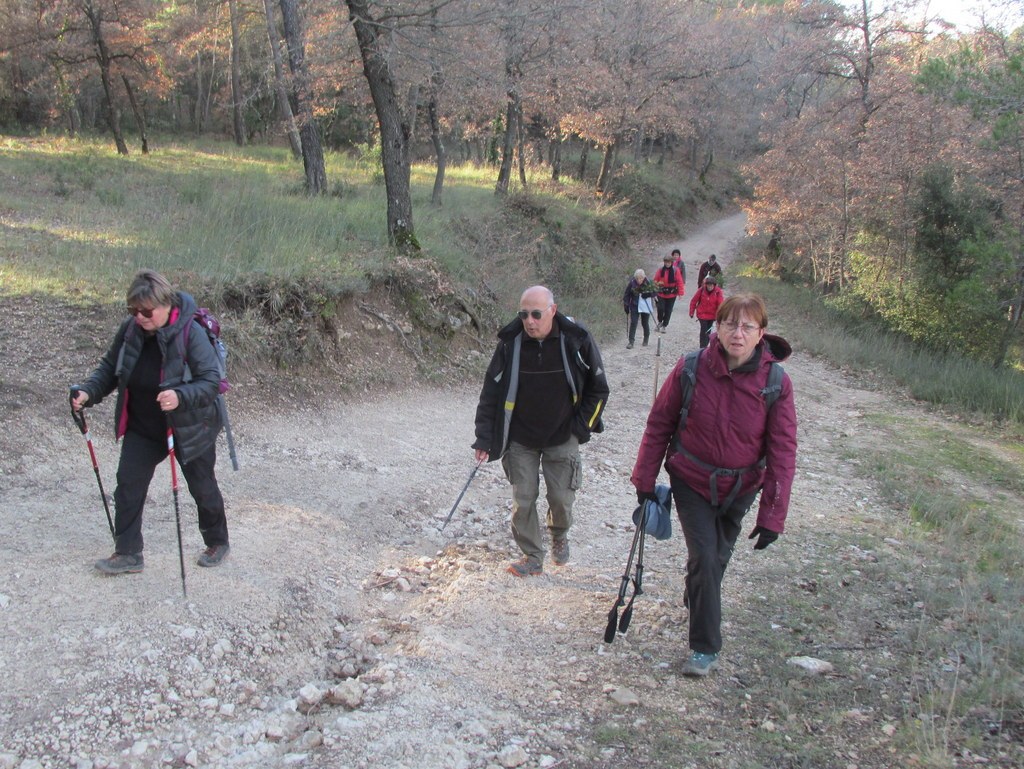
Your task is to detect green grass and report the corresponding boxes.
[0,134,645,342]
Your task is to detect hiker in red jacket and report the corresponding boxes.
[654,254,685,333]
[688,274,723,348]
[631,293,797,677]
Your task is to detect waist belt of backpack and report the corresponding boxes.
[679,447,766,511]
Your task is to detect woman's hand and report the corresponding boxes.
[157,390,180,412]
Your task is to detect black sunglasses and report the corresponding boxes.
[129,306,156,319]
[517,309,547,320]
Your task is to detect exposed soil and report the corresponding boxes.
[1,213,1019,769]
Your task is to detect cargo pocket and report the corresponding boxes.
[568,454,582,491]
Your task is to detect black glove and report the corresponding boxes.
[748,526,778,550]
[636,490,657,506]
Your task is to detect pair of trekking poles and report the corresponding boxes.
[70,391,188,597]
[606,335,663,643]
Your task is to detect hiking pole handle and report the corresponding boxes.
[69,386,87,434]
[440,458,484,531]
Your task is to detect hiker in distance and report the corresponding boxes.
[698,253,723,288]
[71,269,231,575]
[631,293,797,676]
[472,285,609,577]
[689,273,724,348]
[654,252,685,334]
[622,268,658,349]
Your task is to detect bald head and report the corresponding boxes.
[518,285,557,339]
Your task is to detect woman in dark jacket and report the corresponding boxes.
[622,269,658,349]
[71,269,230,575]
[631,293,797,676]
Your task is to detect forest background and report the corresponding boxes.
[4,0,1024,397]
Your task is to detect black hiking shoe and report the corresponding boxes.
[197,544,230,567]
[507,558,543,577]
[95,552,144,575]
[551,538,570,566]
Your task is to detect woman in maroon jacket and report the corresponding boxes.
[631,293,797,676]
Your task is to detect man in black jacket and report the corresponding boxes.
[473,286,609,576]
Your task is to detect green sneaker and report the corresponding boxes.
[95,552,144,575]
[681,651,719,677]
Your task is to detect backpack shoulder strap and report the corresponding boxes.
[760,362,784,409]
[678,350,701,431]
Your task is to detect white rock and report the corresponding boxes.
[496,744,529,768]
[0,594,10,608]
[607,687,640,706]
[296,730,323,750]
[130,740,149,757]
[297,684,324,712]
[0,755,17,769]
[184,750,199,767]
[786,656,834,675]
[326,680,364,709]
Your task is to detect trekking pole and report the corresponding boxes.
[166,426,187,598]
[652,336,662,403]
[440,457,485,531]
[604,505,646,643]
[618,503,648,634]
[69,388,115,539]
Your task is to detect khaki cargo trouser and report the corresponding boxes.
[502,436,582,564]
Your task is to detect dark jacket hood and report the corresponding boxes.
[763,332,792,363]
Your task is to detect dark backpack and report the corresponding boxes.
[676,349,784,435]
[181,308,239,470]
[184,307,230,395]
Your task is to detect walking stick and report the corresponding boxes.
[440,457,485,531]
[166,427,187,598]
[652,336,662,402]
[69,389,115,539]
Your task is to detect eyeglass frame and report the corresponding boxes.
[717,320,762,335]
[128,306,157,319]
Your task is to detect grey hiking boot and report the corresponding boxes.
[507,558,543,577]
[197,544,230,567]
[681,651,719,677]
[95,552,144,575]
[551,538,570,566]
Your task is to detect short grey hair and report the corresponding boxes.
[127,269,177,308]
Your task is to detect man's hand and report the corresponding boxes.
[748,526,779,550]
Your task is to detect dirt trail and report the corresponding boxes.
[0,213,923,769]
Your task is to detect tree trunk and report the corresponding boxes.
[83,0,128,155]
[577,140,589,180]
[406,84,419,141]
[428,92,445,206]
[495,90,517,196]
[596,140,615,194]
[550,130,562,182]
[261,0,302,159]
[121,75,149,154]
[229,0,246,146]
[280,0,327,194]
[346,0,417,249]
[516,100,527,189]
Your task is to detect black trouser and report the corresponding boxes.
[628,310,651,344]
[656,297,677,328]
[698,319,714,348]
[671,478,756,655]
[113,430,228,555]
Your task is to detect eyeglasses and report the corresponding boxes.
[718,321,761,335]
[129,306,156,319]
[518,308,549,320]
